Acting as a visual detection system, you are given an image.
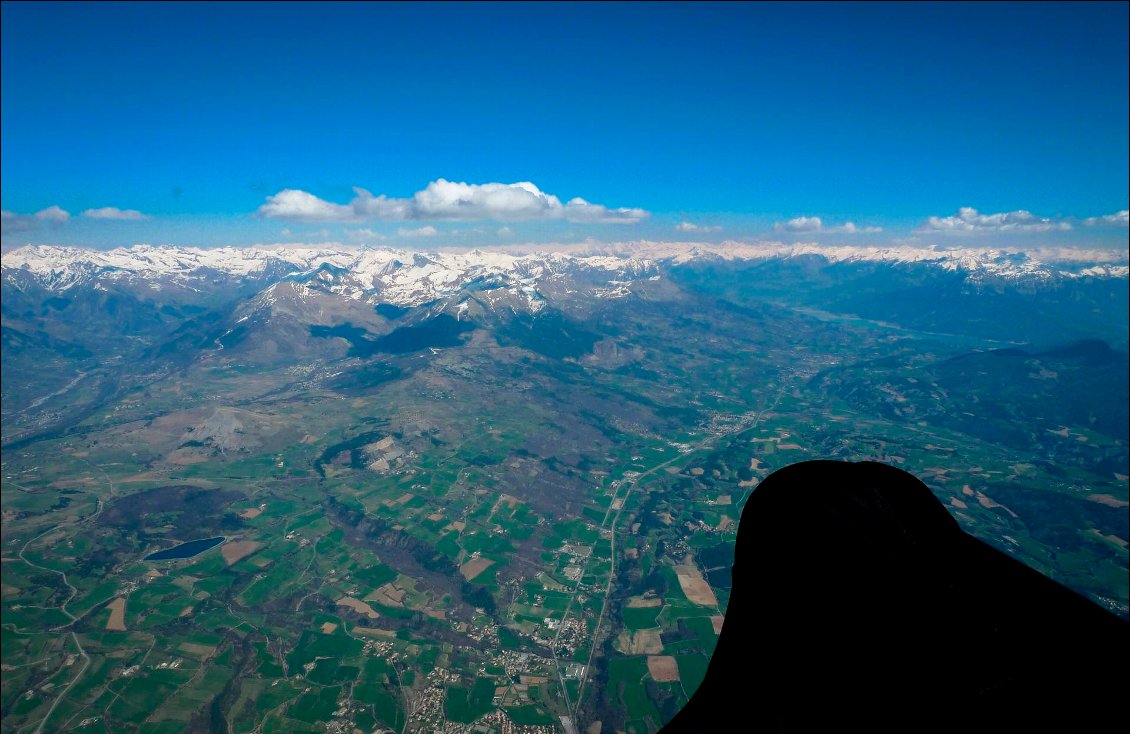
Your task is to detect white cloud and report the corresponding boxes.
[256,189,354,221]
[1,206,71,234]
[411,180,558,220]
[497,226,514,237]
[82,207,149,221]
[346,228,386,240]
[833,222,883,234]
[35,206,71,223]
[776,216,824,233]
[0,211,32,234]
[398,225,438,237]
[774,216,881,234]
[257,179,648,224]
[560,196,648,224]
[350,187,411,220]
[918,207,1071,234]
[1082,210,1129,228]
[676,221,722,233]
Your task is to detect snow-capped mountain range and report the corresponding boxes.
[1,242,1127,304]
[0,244,658,305]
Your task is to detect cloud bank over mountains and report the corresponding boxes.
[1,205,152,234]
[910,208,1130,234]
[676,221,722,233]
[1,206,71,233]
[767,208,1127,238]
[256,179,650,225]
[2,190,1126,251]
[81,207,150,221]
[1083,210,1130,228]
[918,207,1072,234]
[774,216,882,234]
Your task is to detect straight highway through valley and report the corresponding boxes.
[552,382,787,722]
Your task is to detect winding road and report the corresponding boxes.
[9,460,114,734]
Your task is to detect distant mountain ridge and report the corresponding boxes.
[0,245,659,306]
[3,241,1126,435]
[2,243,1127,301]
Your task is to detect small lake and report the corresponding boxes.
[145,536,225,561]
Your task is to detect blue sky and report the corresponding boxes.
[2,1,1127,250]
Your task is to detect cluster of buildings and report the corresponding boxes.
[403,666,460,731]
[468,709,560,734]
[532,615,588,654]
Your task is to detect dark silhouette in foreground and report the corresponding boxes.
[660,460,1127,732]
